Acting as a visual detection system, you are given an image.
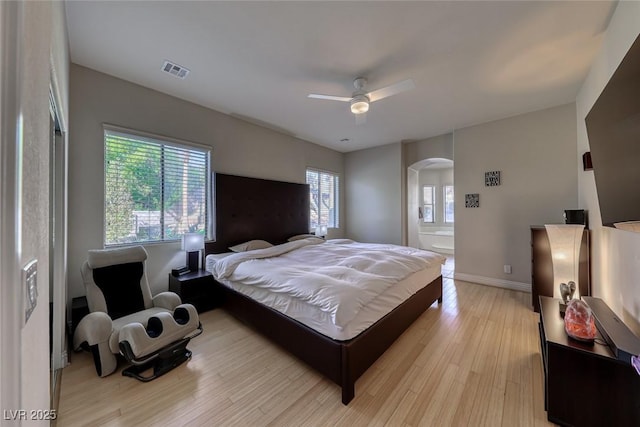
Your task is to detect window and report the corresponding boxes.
[306,169,339,231]
[422,185,435,223]
[444,185,454,223]
[104,127,210,246]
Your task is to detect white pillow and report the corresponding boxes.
[327,238,355,244]
[287,233,321,242]
[229,239,273,252]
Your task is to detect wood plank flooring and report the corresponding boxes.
[57,261,552,426]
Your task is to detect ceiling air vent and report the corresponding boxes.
[161,60,190,79]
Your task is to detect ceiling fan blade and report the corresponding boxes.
[367,79,415,102]
[355,112,367,125]
[308,94,352,102]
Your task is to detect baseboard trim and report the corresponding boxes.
[51,367,62,426]
[454,272,531,293]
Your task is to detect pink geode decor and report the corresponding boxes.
[564,299,597,342]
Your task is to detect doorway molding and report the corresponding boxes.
[406,157,454,251]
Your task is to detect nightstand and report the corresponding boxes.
[538,296,640,426]
[168,270,219,313]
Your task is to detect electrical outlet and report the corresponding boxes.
[504,264,512,274]
[23,259,37,325]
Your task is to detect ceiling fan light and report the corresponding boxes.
[350,96,370,114]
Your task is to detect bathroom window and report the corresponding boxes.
[422,185,435,223]
[444,185,454,223]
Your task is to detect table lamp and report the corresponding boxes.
[545,224,584,313]
[315,225,328,238]
[182,232,204,272]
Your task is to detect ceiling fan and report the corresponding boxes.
[308,77,415,124]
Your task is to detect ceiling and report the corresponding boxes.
[65,1,615,153]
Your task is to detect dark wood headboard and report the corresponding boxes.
[205,173,310,254]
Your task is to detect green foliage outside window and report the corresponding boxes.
[104,129,209,246]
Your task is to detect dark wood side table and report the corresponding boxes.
[538,296,640,426]
[168,270,219,313]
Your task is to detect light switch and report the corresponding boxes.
[23,259,37,325]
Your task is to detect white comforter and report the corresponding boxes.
[211,239,445,329]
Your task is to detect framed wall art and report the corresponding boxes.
[485,171,501,186]
[465,193,479,208]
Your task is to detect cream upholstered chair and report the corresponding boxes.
[73,246,202,381]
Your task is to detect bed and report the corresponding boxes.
[205,173,444,404]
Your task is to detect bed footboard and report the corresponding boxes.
[339,276,442,403]
[214,280,343,385]
[211,275,442,405]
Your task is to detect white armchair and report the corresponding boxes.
[73,246,202,380]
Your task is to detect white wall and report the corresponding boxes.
[68,65,344,298]
[0,0,69,420]
[407,168,419,248]
[576,2,640,332]
[344,143,403,244]
[22,1,66,418]
[454,103,578,288]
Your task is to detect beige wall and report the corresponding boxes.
[403,134,454,246]
[68,65,344,298]
[576,1,640,332]
[352,105,577,290]
[51,1,69,130]
[344,142,403,244]
[454,103,578,288]
[404,133,454,167]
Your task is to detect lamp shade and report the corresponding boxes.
[181,233,204,252]
[315,225,328,237]
[545,224,584,300]
[614,221,640,232]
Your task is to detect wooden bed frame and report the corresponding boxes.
[205,173,443,404]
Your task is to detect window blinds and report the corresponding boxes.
[104,128,209,246]
[306,169,339,230]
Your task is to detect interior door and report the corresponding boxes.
[49,90,67,407]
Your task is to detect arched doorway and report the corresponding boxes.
[407,158,454,256]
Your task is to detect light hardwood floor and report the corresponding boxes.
[58,263,552,426]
